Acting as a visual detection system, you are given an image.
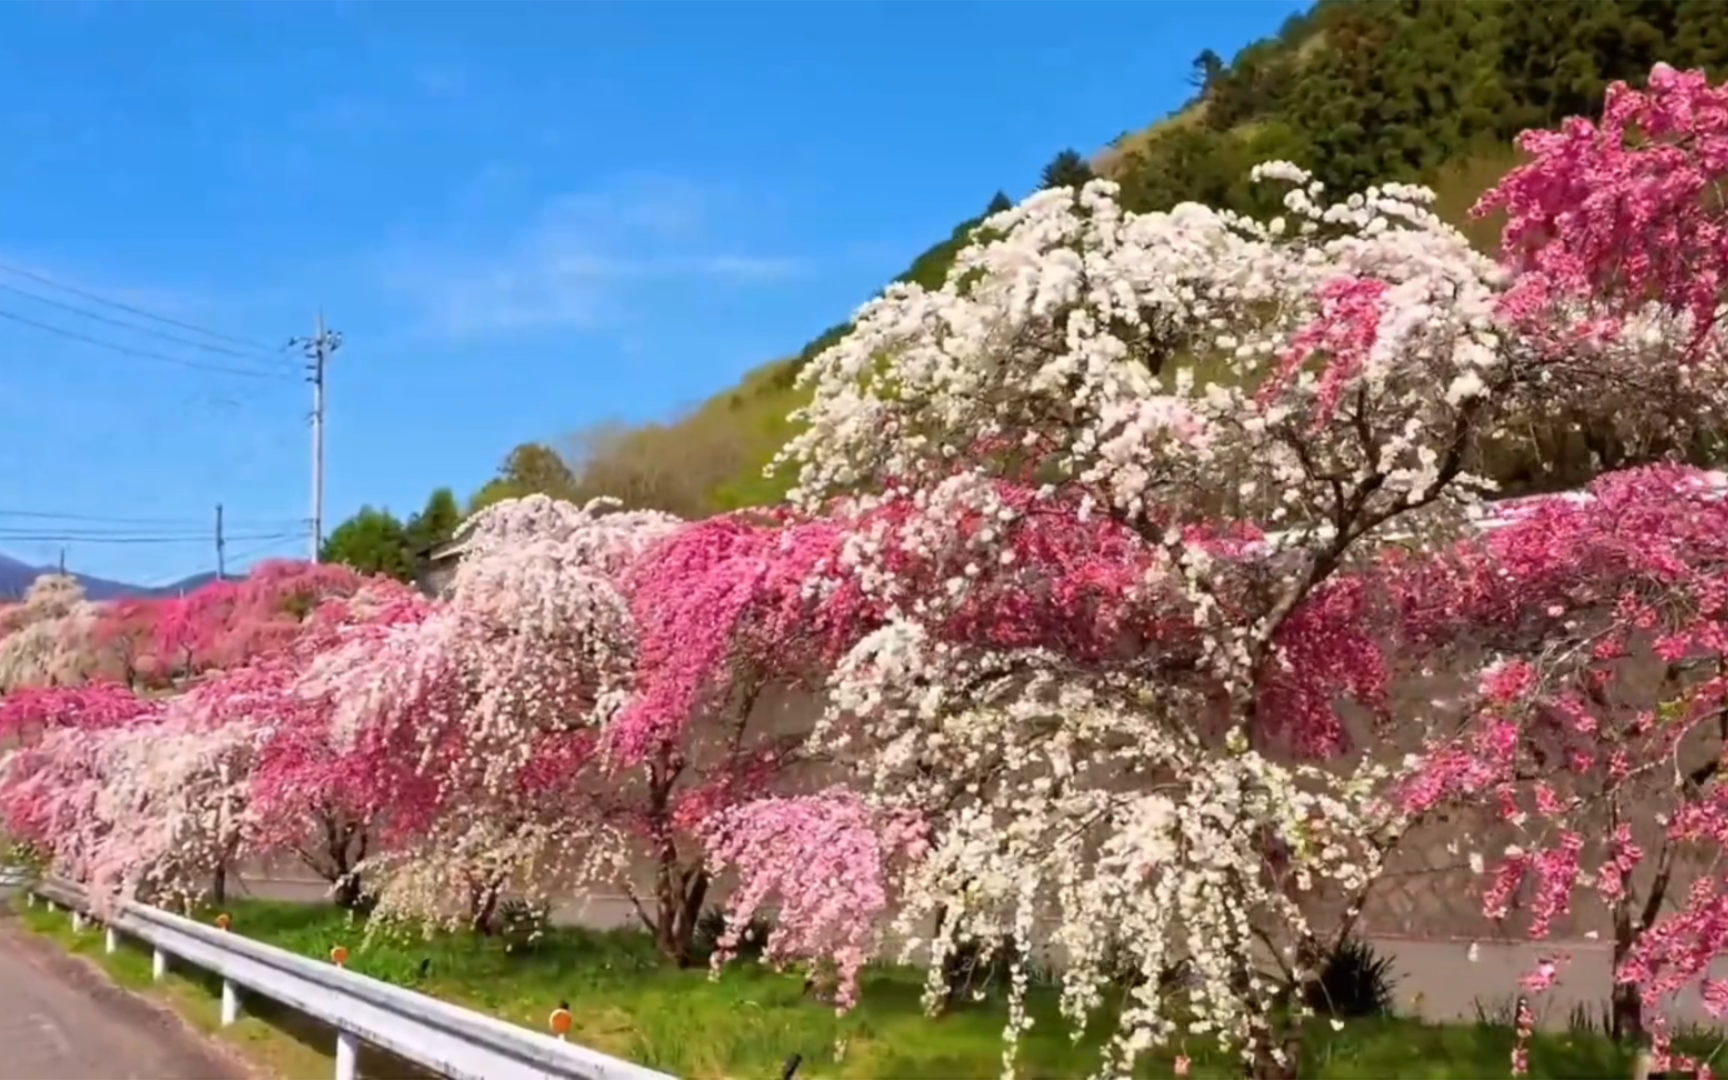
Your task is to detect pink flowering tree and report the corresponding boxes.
[1394,467,1728,1066]
[0,572,393,910]
[696,76,1728,1077]
[0,673,265,911]
[150,560,364,680]
[0,683,164,871]
[0,725,139,880]
[310,496,820,963]
[0,682,163,746]
[246,579,436,909]
[1383,66,1728,1073]
[3,666,336,912]
[147,578,437,909]
[85,597,171,689]
[310,496,683,939]
[609,510,852,962]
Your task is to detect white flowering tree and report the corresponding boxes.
[700,160,1728,1078]
[0,574,97,694]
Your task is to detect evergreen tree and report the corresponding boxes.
[405,487,463,557]
[1039,149,1096,190]
[321,507,415,582]
[1189,48,1225,91]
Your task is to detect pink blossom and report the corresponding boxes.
[1261,275,1390,422]
[1480,64,1728,353]
[702,789,928,1009]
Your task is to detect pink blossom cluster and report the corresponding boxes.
[0,498,818,955]
[0,573,424,908]
[1388,464,1728,1068]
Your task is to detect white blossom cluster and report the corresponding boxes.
[86,710,258,910]
[821,611,1398,1076]
[456,493,681,575]
[0,574,98,692]
[778,168,1517,546]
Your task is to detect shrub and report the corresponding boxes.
[1303,937,1398,1019]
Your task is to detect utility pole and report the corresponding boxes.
[56,548,65,574]
[291,313,342,562]
[215,503,226,581]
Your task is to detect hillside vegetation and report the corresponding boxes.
[424,1,1728,534]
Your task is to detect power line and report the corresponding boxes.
[0,305,295,380]
[0,530,300,545]
[0,258,279,353]
[0,530,241,541]
[0,508,203,524]
[0,508,304,527]
[0,280,294,367]
[0,527,288,541]
[139,531,309,590]
[223,533,310,565]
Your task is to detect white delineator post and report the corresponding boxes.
[152,947,167,981]
[334,1029,360,1080]
[104,926,117,954]
[220,979,240,1026]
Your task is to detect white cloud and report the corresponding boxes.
[378,175,806,339]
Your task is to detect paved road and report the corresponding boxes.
[0,912,241,1080]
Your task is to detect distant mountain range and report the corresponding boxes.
[0,554,218,601]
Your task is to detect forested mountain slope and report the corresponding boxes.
[469,0,1728,519]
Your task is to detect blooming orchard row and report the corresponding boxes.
[6,65,1728,1080]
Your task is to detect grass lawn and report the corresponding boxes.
[14,894,1720,1079]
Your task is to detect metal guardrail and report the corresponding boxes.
[28,878,676,1080]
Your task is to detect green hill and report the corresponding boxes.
[468,0,1728,518]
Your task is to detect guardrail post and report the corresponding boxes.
[70,911,84,932]
[220,979,240,1026]
[151,946,167,981]
[104,926,117,954]
[24,891,33,908]
[333,1030,359,1080]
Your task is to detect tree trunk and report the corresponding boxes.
[651,859,708,963]
[211,862,227,906]
[469,878,502,935]
[1612,906,1645,1044]
[933,904,956,1016]
[1607,795,1684,1047]
[646,749,697,963]
[326,818,367,909]
[333,873,365,911]
[666,870,710,968]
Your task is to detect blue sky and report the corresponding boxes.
[0,0,1303,585]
